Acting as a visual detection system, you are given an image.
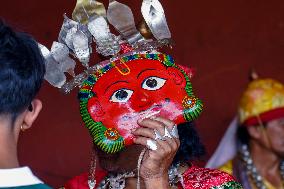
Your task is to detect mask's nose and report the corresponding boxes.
[131,90,152,111]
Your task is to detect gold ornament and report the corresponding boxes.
[137,20,153,39]
[72,0,106,25]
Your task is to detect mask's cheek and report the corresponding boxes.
[120,130,136,146]
[87,97,105,121]
[117,114,140,146]
[159,100,186,124]
[91,102,139,146]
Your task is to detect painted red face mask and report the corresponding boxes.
[79,53,203,153]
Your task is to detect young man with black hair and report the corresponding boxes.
[0,20,51,188]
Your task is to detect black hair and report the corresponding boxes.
[173,122,206,164]
[237,125,250,145]
[0,20,45,117]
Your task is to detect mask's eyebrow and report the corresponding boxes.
[137,68,156,79]
[105,80,129,93]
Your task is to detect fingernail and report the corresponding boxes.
[137,119,143,123]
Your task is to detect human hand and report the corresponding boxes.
[132,116,180,185]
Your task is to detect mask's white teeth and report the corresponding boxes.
[140,110,161,120]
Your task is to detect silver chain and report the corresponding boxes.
[240,144,284,189]
[94,163,183,189]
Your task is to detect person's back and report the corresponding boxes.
[0,20,51,189]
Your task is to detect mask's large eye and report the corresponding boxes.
[142,76,166,91]
[110,89,133,103]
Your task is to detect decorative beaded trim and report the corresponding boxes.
[212,181,243,189]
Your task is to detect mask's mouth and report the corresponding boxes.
[139,98,171,119]
[138,104,163,119]
[121,98,171,121]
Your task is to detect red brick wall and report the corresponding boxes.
[1,0,284,187]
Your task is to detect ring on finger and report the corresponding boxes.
[154,129,164,140]
[170,124,179,139]
[163,126,173,139]
[146,139,158,151]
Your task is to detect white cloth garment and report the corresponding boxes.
[206,116,239,168]
[0,166,43,187]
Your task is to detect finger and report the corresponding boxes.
[153,139,179,163]
[156,139,173,155]
[141,117,179,140]
[137,118,166,136]
[134,136,156,149]
[170,124,179,139]
[153,118,179,140]
[147,140,170,161]
[134,136,168,154]
[158,134,180,152]
[162,137,180,153]
[150,116,175,130]
[134,137,164,155]
[132,127,155,139]
[175,138,181,148]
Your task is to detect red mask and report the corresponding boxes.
[79,53,203,153]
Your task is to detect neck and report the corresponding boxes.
[250,140,281,173]
[0,117,19,169]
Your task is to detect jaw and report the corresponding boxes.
[98,144,144,173]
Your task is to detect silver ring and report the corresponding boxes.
[170,124,179,139]
[146,139,158,151]
[154,129,164,140]
[163,127,173,139]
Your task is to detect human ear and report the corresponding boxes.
[22,99,42,130]
[247,125,263,140]
[87,97,105,121]
[167,67,186,87]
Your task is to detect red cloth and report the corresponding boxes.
[64,170,107,189]
[182,166,236,189]
[64,166,236,189]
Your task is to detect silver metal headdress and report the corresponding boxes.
[40,0,172,93]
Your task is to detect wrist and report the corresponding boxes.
[143,173,170,189]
